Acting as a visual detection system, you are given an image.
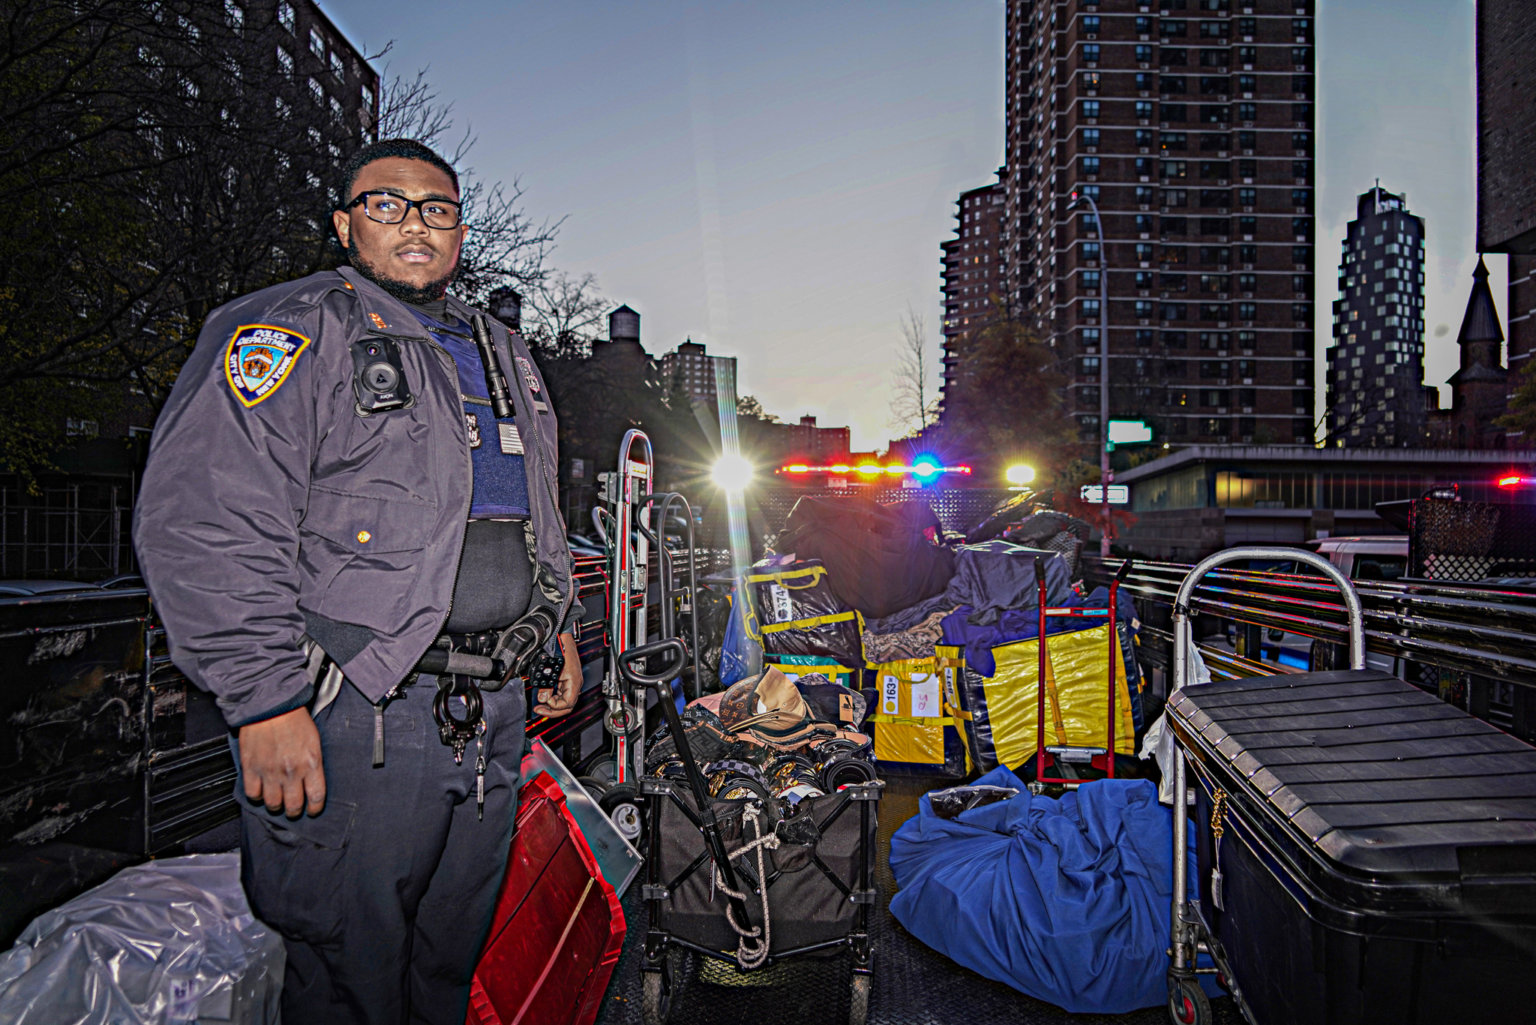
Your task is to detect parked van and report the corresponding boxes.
[1227,535,1406,671]
[1305,535,1408,582]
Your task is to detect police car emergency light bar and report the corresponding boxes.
[777,461,972,479]
[1497,474,1536,488]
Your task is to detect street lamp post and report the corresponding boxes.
[1068,188,1111,557]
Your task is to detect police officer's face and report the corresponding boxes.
[333,157,467,302]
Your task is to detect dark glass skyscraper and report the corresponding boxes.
[1326,185,1427,447]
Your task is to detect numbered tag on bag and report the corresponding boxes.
[769,583,793,624]
[881,674,900,716]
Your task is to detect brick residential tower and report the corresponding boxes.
[997,0,1317,448]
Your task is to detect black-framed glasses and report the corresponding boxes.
[344,191,462,229]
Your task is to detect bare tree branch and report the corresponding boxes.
[889,306,939,437]
[519,272,609,360]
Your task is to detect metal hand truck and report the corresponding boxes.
[588,429,706,845]
[1166,546,1365,1025]
[1028,556,1134,790]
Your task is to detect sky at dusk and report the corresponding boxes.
[321,0,1496,451]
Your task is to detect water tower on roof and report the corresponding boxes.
[609,305,640,344]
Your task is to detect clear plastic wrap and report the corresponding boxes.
[0,852,283,1024]
[926,784,1021,819]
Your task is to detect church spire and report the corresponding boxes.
[1456,256,1504,358]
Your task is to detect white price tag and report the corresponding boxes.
[910,673,940,718]
[769,583,793,624]
[881,674,900,716]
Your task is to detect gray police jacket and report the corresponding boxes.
[134,266,577,728]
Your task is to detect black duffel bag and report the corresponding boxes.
[775,495,955,619]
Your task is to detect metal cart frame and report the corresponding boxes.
[1028,557,1134,790]
[1166,545,1364,1025]
[617,637,880,1025]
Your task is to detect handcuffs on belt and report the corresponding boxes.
[422,604,562,760]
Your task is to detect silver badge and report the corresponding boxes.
[515,356,540,394]
[465,412,481,448]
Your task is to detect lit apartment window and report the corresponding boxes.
[277,1,294,31]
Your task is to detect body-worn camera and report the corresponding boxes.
[351,336,414,415]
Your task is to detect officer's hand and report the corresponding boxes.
[238,707,326,818]
[535,633,582,718]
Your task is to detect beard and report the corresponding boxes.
[348,237,458,305]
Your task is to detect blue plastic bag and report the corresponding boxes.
[718,587,762,687]
[890,768,1218,1013]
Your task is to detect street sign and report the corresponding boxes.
[1080,484,1129,505]
[1107,420,1153,445]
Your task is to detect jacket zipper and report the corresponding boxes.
[509,369,576,635]
[421,335,474,642]
[480,321,575,636]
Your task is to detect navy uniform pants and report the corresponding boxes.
[234,678,525,1025]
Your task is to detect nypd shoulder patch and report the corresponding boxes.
[224,324,312,408]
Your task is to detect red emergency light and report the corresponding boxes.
[778,463,972,477]
[1497,474,1536,488]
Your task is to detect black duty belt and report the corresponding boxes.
[420,605,563,819]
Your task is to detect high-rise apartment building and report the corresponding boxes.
[999,0,1316,448]
[1325,186,1426,447]
[273,0,380,149]
[662,339,734,408]
[940,181,1006,414]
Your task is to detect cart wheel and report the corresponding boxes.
[576,775,610,799]
[1168,978,1210,1025]
[848,972,870,1025]
[642,969,671,1025]
[599,782,646,844]
[578,747,621,782]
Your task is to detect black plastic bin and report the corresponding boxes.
[1167,668,1536,1024]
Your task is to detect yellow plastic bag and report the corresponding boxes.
[869,655,971,775]
[984,623,1136,770]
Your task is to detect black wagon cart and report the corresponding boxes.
[617,639,882,1025]
[1163,545,1536,1025]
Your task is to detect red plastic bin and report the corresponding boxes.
[465,771,626,1025]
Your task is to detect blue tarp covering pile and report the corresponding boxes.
[889,768,1210,1014]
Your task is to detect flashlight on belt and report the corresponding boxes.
[471,314,515,419]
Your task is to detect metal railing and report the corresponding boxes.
[1084,555,1536,741]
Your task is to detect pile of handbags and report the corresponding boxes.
[645,667,876,820]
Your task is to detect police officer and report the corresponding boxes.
[134,139,582,1024]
